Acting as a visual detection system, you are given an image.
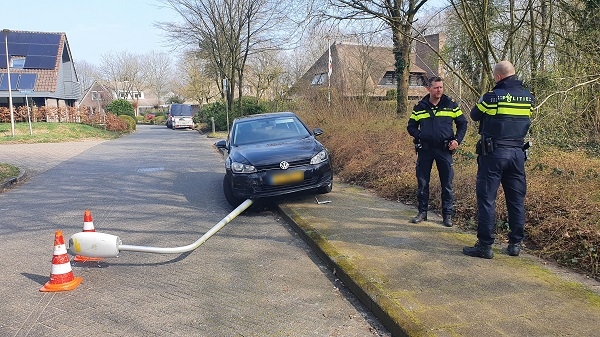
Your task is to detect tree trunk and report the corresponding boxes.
[392,24,412,116]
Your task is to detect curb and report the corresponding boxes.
[276,203,424,337]
[0,168,27,192]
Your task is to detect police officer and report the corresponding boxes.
[463,61,533,259]
[407,76,467,227]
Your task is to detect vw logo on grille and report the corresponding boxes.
[280,161,290,170]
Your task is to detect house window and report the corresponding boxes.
[379,71,396,85]
[118,90,144,99]
[10,56,26,69]
[409,75,426,87]
[311,73,327,86]
[91,91,102,101]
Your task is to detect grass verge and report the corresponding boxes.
[0,122,121,144]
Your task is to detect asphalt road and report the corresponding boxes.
[0,125,390,337]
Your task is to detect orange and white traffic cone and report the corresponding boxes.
[40,230,83,292]
[73,210,103,263]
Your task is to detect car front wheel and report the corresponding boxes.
[223,175,245,207]
[317,181,333,194]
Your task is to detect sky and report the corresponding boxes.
[2,0,181,66]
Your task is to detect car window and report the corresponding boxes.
[232,117,310,145]
[170,104,193,117]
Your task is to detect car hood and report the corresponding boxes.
[231,137,324,166]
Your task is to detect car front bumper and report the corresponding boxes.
[228,162,333,199]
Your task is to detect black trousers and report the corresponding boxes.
[415,147,454,215]
[476,147,526,246]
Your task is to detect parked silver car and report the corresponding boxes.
[166,104,194,129]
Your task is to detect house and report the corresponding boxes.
[296,34,445,101]
[0,30,81,109]
[79,80,111,115]
[77,79,167,117]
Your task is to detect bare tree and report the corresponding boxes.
[246,51,284,101]
[157,0,303,123]
[98,51,143,99]
[74,60,100,93]
[141,51,174,106]
[174,52,220,104]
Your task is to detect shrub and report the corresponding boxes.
[237,96,268,116]
[198,102,228,131]
[106,99,135,118]
[104,113,128,132]
[385,89,397,100]
[198,98,269,131]
[119,115,136,131]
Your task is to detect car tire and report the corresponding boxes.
[317,180,333,194]
[223,175,245,207]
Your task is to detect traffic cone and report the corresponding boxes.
[73,210,103,263]
[40,230,83,292]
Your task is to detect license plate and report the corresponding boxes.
[269,170,304,185]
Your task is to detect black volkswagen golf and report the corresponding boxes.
[215,112,333,207]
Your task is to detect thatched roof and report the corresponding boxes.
[296,36,445,100]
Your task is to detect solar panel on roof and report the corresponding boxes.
[44,34,61,45]
[14,33,33,44]
[24,55,42,68]
[38,56,56,69]
[2,32,60,70]
[29,34,46,44]
[17,73,37,90]
[11,43,29,55]
[27,44,45,56]
[43,44,58,55]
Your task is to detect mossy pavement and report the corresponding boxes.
[276,181,600,337]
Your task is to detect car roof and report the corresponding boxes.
[233,111,297,123]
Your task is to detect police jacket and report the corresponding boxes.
[407,94,467,146]
[470,75,533,143]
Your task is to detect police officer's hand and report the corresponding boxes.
[448,140,459,151]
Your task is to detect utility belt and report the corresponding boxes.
[414,139,454,153]
[476,137,532,160]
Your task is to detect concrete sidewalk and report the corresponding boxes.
[276,182,600,337]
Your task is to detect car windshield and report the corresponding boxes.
[170,105,193,117]
[232,116,311,145]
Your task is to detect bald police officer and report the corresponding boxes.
[463,61,533,259]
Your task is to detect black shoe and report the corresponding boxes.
[507,243,521,256]
[463,242,494,259]
[443,214,453,227]
[411,212,427,223]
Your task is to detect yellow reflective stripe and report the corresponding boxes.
[453,107,463,117]
[437,111,456,117]
[410,110,431,121]
[497,102,532,117]
[477,102,497,115]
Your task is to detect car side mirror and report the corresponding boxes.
[313,128,324,136]
[214,139,228,150]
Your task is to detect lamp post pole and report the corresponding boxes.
[3,28,15,137]
[20,90,32,135]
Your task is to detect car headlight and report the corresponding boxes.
[231,162,256,173]
[310,150,328,165]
